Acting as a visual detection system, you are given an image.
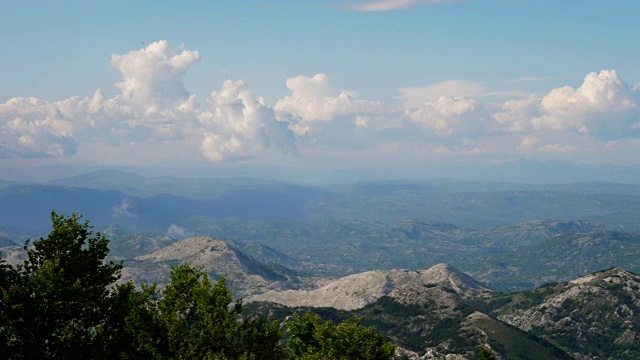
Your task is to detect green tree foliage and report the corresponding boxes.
[120,264,285,359]
[477,346,497,360]
[0,212,123,358]
[286,311,396,359]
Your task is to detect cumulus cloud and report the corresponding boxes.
[0,98,78,158]
[491,96,539,132]
[3,37,639,166]
[517,136,576,154]
[405,96,482,136]
[199,80,296,162]
[0,41,203,159]
[493,70,640,140]
[0,41,299,162]
[111,40,200,113]
[534,70,638,138]
[346,0,465,11]
[274,73,384,134]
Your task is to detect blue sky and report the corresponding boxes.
[1,0,640,180]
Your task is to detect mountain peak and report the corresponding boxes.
[128,236,292,297]
[420,263,493,296]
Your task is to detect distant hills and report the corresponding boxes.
[4,170,640,234]
[0,182,327,232]
[468,229,640,291]
[44,169,281,199]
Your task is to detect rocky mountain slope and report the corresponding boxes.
[368,283,569,359]
[247,263,493,310]
[124,236,298,297]
[247,266,640,359]
[492,268,640,359]
[247,280,570,359]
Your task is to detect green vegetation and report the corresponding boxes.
[287,312,396,360]
[0,212,395,359]
[0,212,122,358]
[476,346,496,360]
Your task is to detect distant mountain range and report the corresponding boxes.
[0,182,328,232]
[3,170,640,233]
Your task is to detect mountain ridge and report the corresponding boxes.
[246,263,493,310]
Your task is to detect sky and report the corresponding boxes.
[2,0,640,181]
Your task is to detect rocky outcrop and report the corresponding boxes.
[494,268,640,359]
[247,263,492,310]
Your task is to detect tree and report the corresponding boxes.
[0,254,17,351]
[477,346,497,360]
[286,311,396,360]
[160,264,242,358]
[120,264,285,359]
[0,212,122,359]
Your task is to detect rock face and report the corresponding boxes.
[124,237,294,297]
[350,281,569,360]
[494,268,640,359]
[247,263,492,310]
[389,283,463,310]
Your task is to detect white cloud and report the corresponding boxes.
[517,136,576,154]
[398,80,522,108]
[398,80,485,108]
[533,70,638,138]
[517,135,538,152]
[346,0,464,11]
[0,97,78,158]
[110,40,200,113]
[537,143,577,153]
[0,41,297,163]
[405,95,482,136]
[199,80,296,162]
[274,73,384,134]
[3,38,640,167]
[353,115,403,131]
[491,96,539,132]
[0,41,204,159]
[493,70,640,140]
